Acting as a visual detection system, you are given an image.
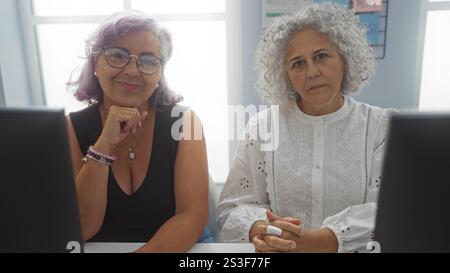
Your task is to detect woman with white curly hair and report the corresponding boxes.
[217,3,394,253]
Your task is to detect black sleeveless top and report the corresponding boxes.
[69,104,184,242]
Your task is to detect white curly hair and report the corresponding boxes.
[256,2,376,107]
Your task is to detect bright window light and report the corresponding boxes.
[161,21,228,182]
[131,0,225,14]
[36,24,96,112]
[32,0,123,16]
[419,10,450,111]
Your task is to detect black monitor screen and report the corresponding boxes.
[375,113,450,253]
[0,108,83,253]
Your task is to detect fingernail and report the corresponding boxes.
[290,242,296,249]
[300,230,305,236]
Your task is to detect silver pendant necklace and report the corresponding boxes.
[127,117,150,160]
[128,147,137,160]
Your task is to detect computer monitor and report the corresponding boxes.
[374,112,450,253]
[0,108,83,253]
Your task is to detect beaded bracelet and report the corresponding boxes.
[82,146,116,166]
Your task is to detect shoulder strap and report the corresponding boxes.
[69,104,102,153]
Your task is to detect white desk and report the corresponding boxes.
[84,243,255,253]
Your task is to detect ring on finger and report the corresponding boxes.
[265,224,282,237]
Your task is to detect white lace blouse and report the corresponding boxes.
[217,96,394,253]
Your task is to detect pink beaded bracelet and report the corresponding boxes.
[88,146,116,161]
[82,146,116,166]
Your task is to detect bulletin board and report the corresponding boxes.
[262,0,389,59]
[353,0,389,59]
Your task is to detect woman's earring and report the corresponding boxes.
[155,83,159,88]
[94,71,98,77]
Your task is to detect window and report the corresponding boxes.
[36,24,95,111]
[32,0,123,16]
[418,0,450,111]
[19,0,240,183]
[131,0,225,13]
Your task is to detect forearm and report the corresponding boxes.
[295,228,338,253]
[75,160,109,240]
[135,210,207,253]
[314,228,338,253]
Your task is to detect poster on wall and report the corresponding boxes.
[357,13,381,45]
[352,0,383,13]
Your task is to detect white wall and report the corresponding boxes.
[0,0,31,107]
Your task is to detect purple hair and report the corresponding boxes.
[67,10,182,108]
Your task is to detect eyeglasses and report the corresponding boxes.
[103,47,162,75]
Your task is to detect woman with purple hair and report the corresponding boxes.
[66,10,209,252]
